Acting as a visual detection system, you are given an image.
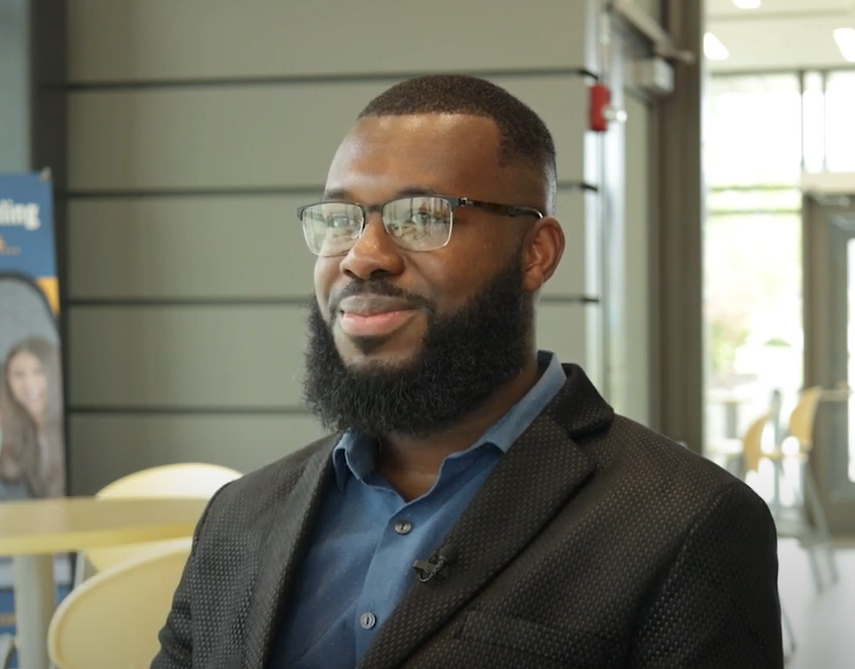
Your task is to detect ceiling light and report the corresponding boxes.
[704,33,730,61]
[834,28,855,63]
[733,0,761,8]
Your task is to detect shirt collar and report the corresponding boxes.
[331,432,378,489]
[476,350,565,453]
[330,350,566,491]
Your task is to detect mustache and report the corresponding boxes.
[328,279,434,315]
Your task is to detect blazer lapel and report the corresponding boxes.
[243,435,337,669]
[356,364,614,669]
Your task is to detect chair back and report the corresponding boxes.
[789,387,823,452]
[86,463,240,573]
[49,541,191,669]
[742,413,770,474]
[97,462,241,498]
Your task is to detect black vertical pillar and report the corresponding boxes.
[651,0,705,452]
[0,0,32,172]
[0,0,69,484]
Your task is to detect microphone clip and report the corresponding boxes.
[413,544,459,583]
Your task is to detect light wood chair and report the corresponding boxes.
[742,389,838,592]
[783,387,838,590]
[741,412,771,478]
[0,635,13,669]
[48,541,191,669]
[75,463,240,583]
[740,414,796,663]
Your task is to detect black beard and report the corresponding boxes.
[302,259,533,438]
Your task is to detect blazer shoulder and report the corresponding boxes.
[599,415,768,519]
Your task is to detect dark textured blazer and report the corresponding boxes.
[151,364,783,669]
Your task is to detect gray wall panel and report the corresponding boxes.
[67,191,589,300]
[63,0,608,482]
[68,413,325,494]
[622,94,652,425]
[68,305,309,408]
[67,0,590,83]
[68,301,589,409]
[537,302,590,367]
[68,195,317,300]
[68,76,588,191]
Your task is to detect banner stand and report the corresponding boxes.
[0,172,71,664]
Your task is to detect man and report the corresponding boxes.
[152,75,783,669]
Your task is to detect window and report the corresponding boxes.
[702,74,804,477]
[826,72,855,173]
[704,75,802,188]
[704,211,803,438]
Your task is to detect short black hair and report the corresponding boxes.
[358,74,557,210]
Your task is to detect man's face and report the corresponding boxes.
[314,114,525,366]
[303,113,558,437]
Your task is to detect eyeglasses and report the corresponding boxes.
[297,195,543,257]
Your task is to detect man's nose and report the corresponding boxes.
[338,215,405,281]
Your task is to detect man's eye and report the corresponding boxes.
[328,215,353,229]
[412,210,438,225]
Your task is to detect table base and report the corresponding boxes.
[12,555,54,669]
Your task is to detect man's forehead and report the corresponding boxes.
[336,114,500,162]
[321,182,441,202]
[349,112,499,138]
[325,114,503,197]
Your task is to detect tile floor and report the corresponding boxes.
[779,539,855,668]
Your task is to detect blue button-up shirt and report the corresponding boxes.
[269,351,566,668]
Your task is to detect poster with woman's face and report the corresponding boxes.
[0,173,65,503]
[0,328,65,501]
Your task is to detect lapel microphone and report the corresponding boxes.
[413,544,459,583]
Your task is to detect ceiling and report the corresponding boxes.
[706,0,855,72]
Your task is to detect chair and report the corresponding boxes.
[782,387,838,590]
[76,463,241,582]
[0,635,13,669]
[48,541,191,669]
[740,414,797,663]
[742,389,838,592]
[741,412,770,478]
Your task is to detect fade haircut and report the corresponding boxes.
[358,74,557,214]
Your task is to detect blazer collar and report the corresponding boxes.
[549,363,615,439]
[244,364,613,669]
[356,363,614,669]
[243,433,338,669]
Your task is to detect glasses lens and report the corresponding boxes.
[300,202,363,256]
[383,197,452,251]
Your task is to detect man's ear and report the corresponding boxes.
[521,217,565,293]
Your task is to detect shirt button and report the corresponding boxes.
[360,612,377,630]
[394,520,413,535]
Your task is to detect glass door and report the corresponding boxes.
[804,196,855,534]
